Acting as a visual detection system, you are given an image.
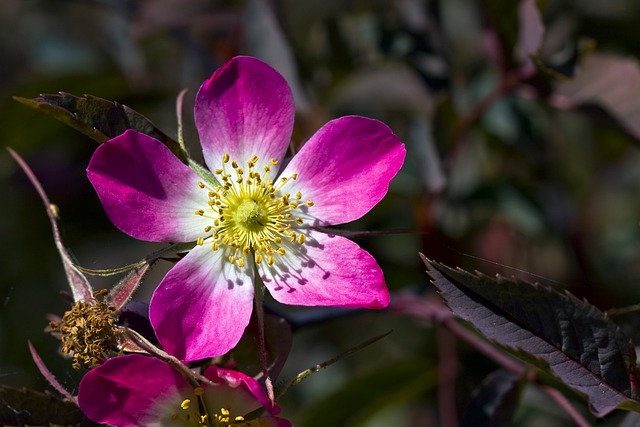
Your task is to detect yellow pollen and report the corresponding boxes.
[193,154,313,268]
[181,399,191,410]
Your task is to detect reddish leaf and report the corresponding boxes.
[552,52,640,139]
[422,255,640,416]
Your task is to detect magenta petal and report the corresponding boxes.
[195,56,295,170]
[87,129,209,242]
[78,354,188,427]
[150,245,255,361]
[260,230,389,309]
[280,116,405,225]
[203,366,280,416]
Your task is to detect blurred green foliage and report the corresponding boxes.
[4,0,640,425]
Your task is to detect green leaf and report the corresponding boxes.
[460,369,522,427]
[0,385,100,427]
[13,92,184,160]
[422,255,640,417]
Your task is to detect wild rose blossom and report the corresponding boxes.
[78,354,291,427]
[87,56,406,361]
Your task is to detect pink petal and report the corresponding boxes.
[150,244,255,361]
[259,230,389,308]
[78,354,189,427]
[195,56,295,171]
[202,366,280,416]
[279,116,405,225]
[87,129,209,242]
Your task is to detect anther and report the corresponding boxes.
[181,399,191,410]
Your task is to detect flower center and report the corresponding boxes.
[171,390,247,427]
[195,154,313,268]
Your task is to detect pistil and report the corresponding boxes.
[194,154,313,268]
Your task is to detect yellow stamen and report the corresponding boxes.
[194,154,313,268]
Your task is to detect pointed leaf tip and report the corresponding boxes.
[420,255,640,416]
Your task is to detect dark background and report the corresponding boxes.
[3,0,640,425]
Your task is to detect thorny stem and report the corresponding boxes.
[253,280,275,406]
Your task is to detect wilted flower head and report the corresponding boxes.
[87,55,406,361]
[49,289,122,369]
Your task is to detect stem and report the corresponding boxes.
[437,327,458,427]
[253,280,275,406]
[7,147,93,302]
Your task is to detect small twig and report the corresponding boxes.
[541,385,592,427]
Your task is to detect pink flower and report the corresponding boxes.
[78,354,291,427]
[87,56,406,361]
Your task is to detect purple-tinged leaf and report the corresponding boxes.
[13,92,184,159]
[516,0,545,74]
[460,369,521,427]
[7,148,93,302]
[0,385,99,427]
[551,52,640,140]
[422,254,640,417]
